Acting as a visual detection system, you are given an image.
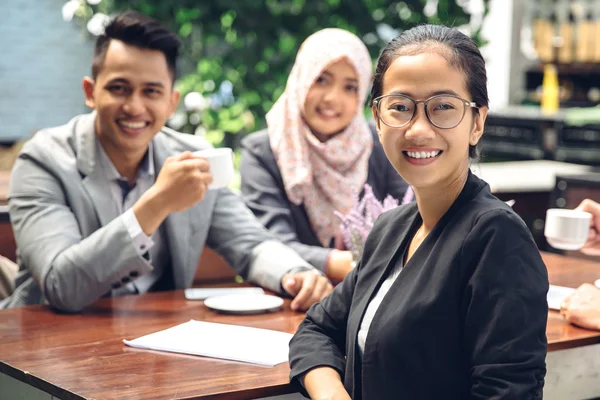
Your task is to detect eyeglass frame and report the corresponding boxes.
[372,93,479,130]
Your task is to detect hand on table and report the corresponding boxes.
[561,283,600,331]
[281,271,333,311]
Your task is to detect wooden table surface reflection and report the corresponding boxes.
[1,252,600,399]
[0,291,305,400]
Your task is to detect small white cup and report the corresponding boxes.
[193,148,234,189]
[544,208,592,250]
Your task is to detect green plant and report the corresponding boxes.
[65,0,489,150]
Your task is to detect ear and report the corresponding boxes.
[470,106,488,146]
[169,89,181,117]
[82,77,96,109]
[371,105,382,140]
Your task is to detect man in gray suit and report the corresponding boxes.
[1,11,332,312]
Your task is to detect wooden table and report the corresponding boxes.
[543,252,600,351]
[2,252,600,400]
[0,291,305,400]
[540,252,600,400]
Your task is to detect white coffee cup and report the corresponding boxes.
[544,208,592,250]
[193,148,234,189]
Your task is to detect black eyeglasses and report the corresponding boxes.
[372,94,478,129]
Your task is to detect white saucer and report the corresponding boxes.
[595,279,600,289]
[204,294,284,315]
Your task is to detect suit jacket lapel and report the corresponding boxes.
[153,136,192,289]
[75,112,120,228]
[75,116,197,289]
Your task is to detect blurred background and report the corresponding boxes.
[4,1,600,162]
[3,0,600,252]
[1,0,492,155]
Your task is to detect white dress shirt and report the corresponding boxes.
[357,255,405,358]
[96,140,170,296]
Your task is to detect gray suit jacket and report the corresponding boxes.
[2,113,311,311]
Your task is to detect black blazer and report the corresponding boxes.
[240,128,409,272]
[289,172,548,399]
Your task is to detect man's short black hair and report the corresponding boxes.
[91,11,181,82]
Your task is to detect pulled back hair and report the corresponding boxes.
[91,11,180,83]
[371,24,488,159]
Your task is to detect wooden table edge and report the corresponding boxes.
[0,358,299,400]
[0,360,85,400]
[548,337,600,352]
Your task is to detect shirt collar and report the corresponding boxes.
[96,138,156,182]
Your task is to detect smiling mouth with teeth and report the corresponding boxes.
[118,121,149,129]
[404,150,442,159]
[317,108,339,117]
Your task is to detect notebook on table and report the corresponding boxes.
[123,319,293,366]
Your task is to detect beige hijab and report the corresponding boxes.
[267,28,373,247]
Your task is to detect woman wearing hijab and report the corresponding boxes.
[240,28,409,283]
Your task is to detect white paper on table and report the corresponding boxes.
[547,285,576,310]
[123,320,293,366]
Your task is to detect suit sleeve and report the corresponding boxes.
[461,209,548,399]
[9,155,153,312]
[289,262,358,386]
[239,144,331,272]
[206,188,314,293]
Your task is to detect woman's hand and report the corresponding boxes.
[561,283,600,331]
[304,367,351,400]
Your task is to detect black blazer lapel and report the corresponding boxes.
[344,203,420,399]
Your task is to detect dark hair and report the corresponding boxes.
[92,11,180,83]
[371,24,489,160]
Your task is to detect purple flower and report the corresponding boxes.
[336,184,414,263]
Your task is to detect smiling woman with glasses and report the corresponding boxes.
[289,24,548,400]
